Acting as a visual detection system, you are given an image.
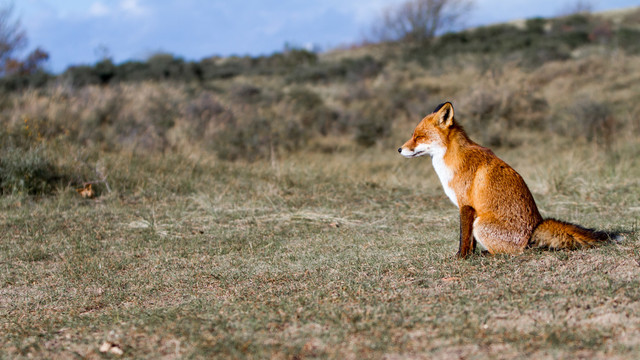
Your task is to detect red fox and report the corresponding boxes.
[398,102,620,258]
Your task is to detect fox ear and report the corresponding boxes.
[434,102,454,128]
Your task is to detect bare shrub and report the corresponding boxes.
[184,92,232,140]
[568,98,616,147]
[111,84,186,153]
[77,86,124,148]
[459,78,548,147]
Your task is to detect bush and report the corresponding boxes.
[77,89,124,148]
[435,24,530,55]
[406,14,621,69]
[340,56,385,80]
[352,102,395,147]
[184,92,232,140]
[211,114,308,162]
[135,89,181,152]
[0,146,67,195]
[286,63,336,83]
[94,59,116,84]
[288,87,324,110]
[521,41,571,67]
[525,18,547,35]
[198,58,245,80]
[459,81,549,147]
[286,56,384,83]
[617,28,640,54]
[63,65,101,87]
[146,53,197,81]
[0,71,52,93]
[568,99,616,147]
[231,84,262,104]
[288,87,341,135]
[112,61,151,82]
[266,48,318,69]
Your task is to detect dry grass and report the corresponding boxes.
[1,44,640,358]
[1,136,639,358]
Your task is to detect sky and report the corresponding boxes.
[12,0,640,73]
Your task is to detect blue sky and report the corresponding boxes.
[13,0,640,72]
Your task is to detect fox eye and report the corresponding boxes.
[415,135,425,141]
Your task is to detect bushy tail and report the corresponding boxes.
[530,219,622,250]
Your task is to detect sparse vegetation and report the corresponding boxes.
[1,6,640,360]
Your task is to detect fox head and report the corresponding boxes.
[398,101,455,158]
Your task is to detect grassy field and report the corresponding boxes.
[1,132,639,358]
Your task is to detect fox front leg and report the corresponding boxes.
[457,205,476,259]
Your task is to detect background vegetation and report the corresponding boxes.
[1,3,640,359]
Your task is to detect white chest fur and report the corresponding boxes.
[431,149,458,207]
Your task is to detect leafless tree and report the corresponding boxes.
[0,2,27,74]
[558,0,594,16]
[370,0,474,43]
[0,2,49,76]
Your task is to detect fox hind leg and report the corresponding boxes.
[472,216,530,254]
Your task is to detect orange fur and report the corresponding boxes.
[76,183,94,199]
[398,102,617,257]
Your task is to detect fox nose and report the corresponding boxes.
[397,147,402,153]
